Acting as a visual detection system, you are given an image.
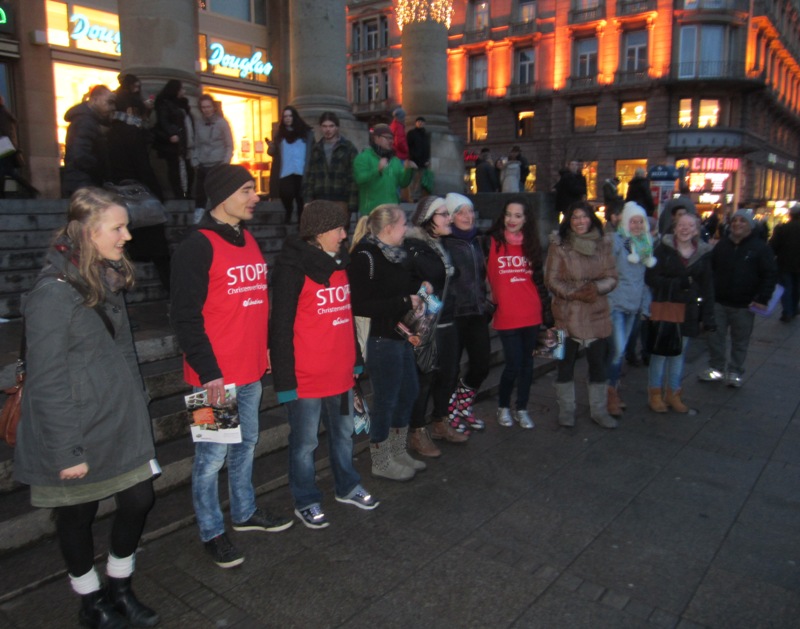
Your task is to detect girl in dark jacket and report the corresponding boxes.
[267,106,314,223]
[405,196,469,459]
[645,214,715,413]
[442,193,492,436]
[14,188,159,628]
[270,201,378,529]
[154,79,187,199]
[349,204,423,482]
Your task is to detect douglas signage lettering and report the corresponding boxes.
[208,42,272,79]
[70,13,121,53]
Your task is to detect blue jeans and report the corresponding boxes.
[648,337,689,389]
[497,326,538,409]
[192,380,262,542]
[287,391,361,510]
[366,338,419,443]
[609,310,638,386]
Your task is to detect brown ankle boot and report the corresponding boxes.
[607,386,623,417]
[648,387,668,413]
[409,427,442,458]
[664,388,690,413]
[430,419,469,443]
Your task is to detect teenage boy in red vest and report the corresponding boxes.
[171,164,293,569]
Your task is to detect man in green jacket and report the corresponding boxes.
[353,123,414,216]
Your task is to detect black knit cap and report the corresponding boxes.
[205,164,254,210]
[299,200,347,238]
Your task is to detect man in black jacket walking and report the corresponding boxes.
[769,203,800,321]
[699,209,777,387]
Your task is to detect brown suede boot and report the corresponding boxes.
[664,388,690,413]
[607,386,623,417]
[409,427,442,458]
[430,419,469,443]
[648,387,668,413]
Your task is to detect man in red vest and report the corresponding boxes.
[171,164,292,569]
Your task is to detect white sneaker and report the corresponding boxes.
[497,408,513,427]
[514,409,535,429]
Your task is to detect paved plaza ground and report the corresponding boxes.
[0,314,798,628]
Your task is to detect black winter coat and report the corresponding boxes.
[645,236,715,338]
[625,176,655,216]
[62,102,109,195]
[769,217,800,273]
[404,230,455,325]
[711,232,778,308]
[443,233,488,317]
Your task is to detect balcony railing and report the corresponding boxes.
[672,60,744,79]
[351,48,389,63]
[569,5,605,24]
[506,82,537,98]
[353,99,392,114]
[617,0,656,16]
[678,0,748,11]
[508,20,537,37]
[461,87,489,103]
[464,27,491,44]
[615,68,650,84]
[568,75,597,88]
[667,128,744,151]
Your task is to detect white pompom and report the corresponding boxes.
[644,256,657,268]
[627,251,640,264]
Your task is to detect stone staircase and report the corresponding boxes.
[0,196,548,564]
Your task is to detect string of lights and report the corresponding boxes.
[395,0,453,31]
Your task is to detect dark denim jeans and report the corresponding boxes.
[556,336,609,384]
[497,326,538,409]
[366,337,419,443]
[411,324,460,428]
[287,391,361,510]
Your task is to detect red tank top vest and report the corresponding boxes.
[183,229,269,387]
[293,268,356,398]
[486,238,543,330]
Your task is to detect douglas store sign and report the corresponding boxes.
[70,12,121,53]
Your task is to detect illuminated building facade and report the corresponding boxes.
[348,0,800,212]
[0,0,287,197]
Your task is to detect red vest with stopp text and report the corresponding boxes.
[487,238,543,330]
[293,268,355,398]
[183,229,269,387]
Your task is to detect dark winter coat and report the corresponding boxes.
[711,232,778,308]
[475,157,499,193]
[645,236,715,337]
[625,175,655,216]
[554,169,587,213]
[443,232,489,317]
[15,248,154,487]
[62,102,109,195]
[302,135,359,213]
[769,216,800,273]
[153,96,186,157]
[404,229,455,325]
[349,240,415,340]
[406,126,431,169]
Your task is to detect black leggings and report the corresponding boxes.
[279,174,304,222]
[55,479,155,577]
[556,336,609,384]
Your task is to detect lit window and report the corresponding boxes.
[469,115,488,142]
[698,99,719,127]
[620,100,647,128]
[679,98,692,127]
[575,38,598,78]
[517,111,534,137]
[519,1,536,22]
[574,105,597,130]
[366,73,380,102]
[517,48,535,84]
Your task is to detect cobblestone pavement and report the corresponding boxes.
[1,315,798,628]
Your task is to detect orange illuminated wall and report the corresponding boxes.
[447,47,466,101]
[488,41,511,98]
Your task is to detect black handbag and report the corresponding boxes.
[104,181,168,229]
[647,319,683,357]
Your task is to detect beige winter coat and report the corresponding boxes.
[544,230,618,340]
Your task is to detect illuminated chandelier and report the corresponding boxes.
[395,0,453,31]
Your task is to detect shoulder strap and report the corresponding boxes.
[358,249,375,280]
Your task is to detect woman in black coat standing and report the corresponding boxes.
[154,79,188,199]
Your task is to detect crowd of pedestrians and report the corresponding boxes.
[11,92,794,629]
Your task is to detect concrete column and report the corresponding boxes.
[117,0,199,98]
[399,15,464,195]
[401,20,449,128]
[288,0,353,123]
